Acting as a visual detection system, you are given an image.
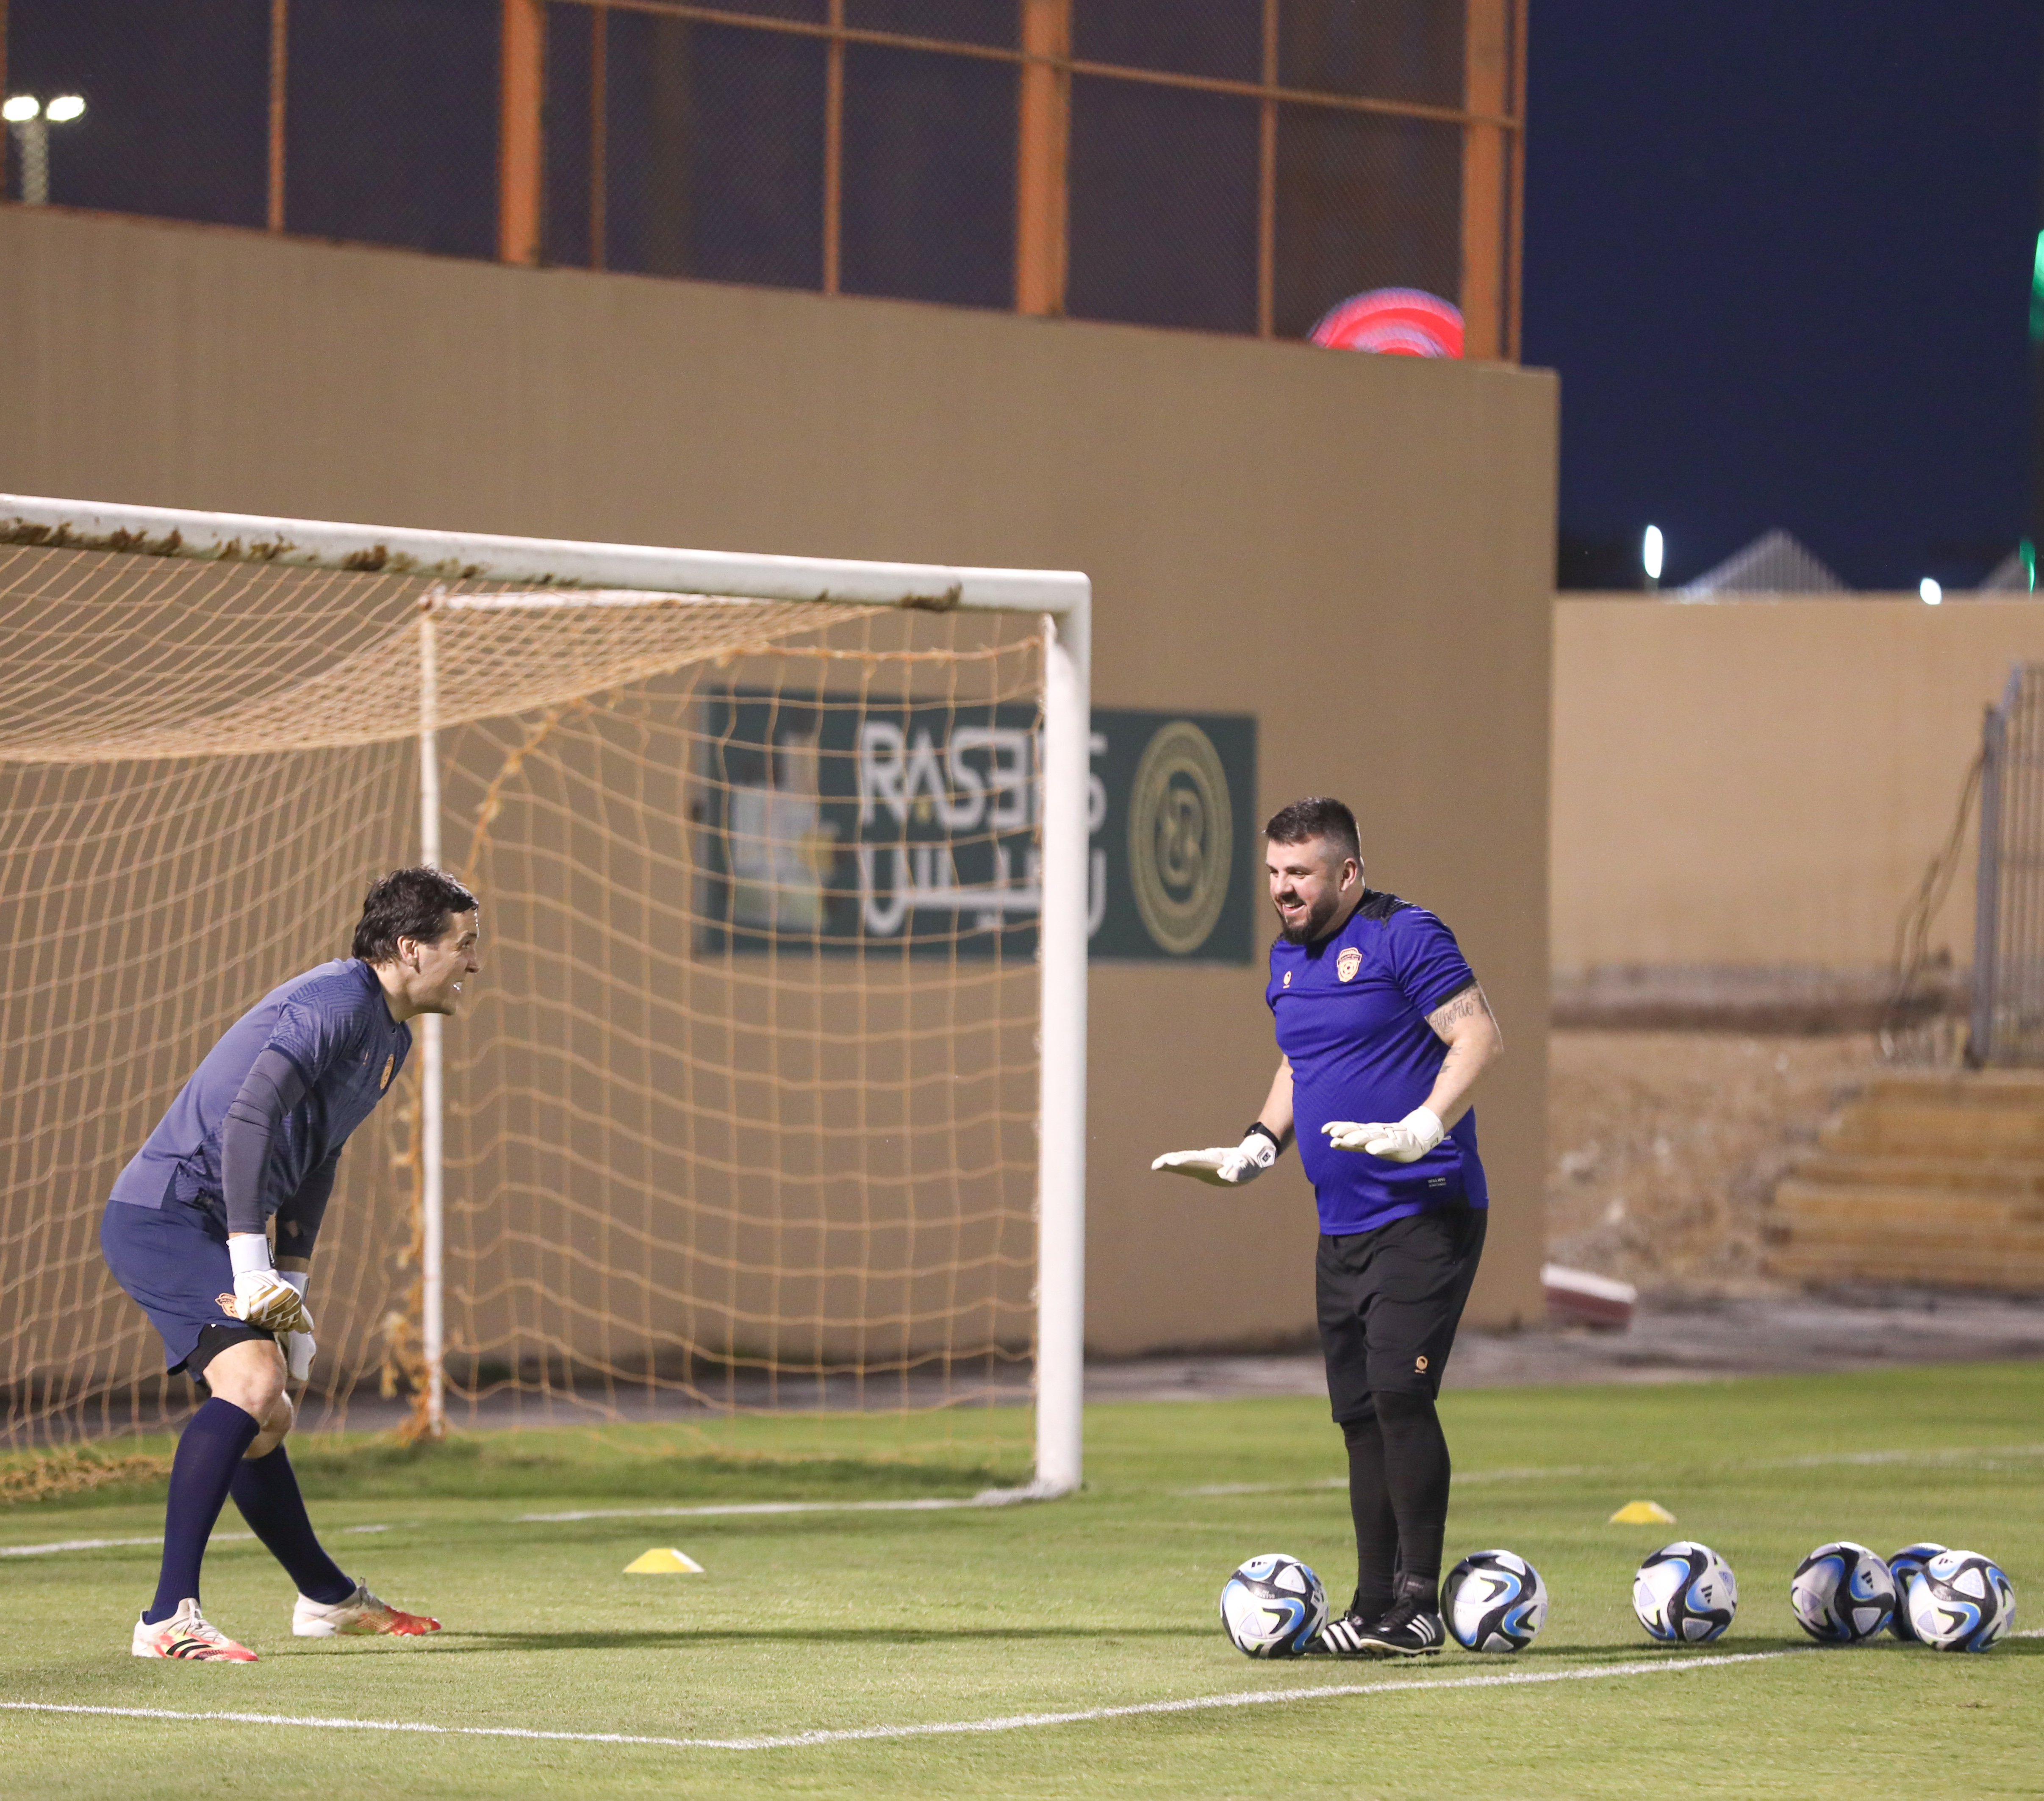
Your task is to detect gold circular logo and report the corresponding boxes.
[1128,720,1231,956]
[1337,947,1362,983]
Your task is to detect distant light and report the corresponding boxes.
[1920,578,1942,606]
[2033,233,2044,344]
[1,96,39,123]
[1642,525,1665,583]
[45,94,85,123]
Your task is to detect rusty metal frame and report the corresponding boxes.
[584,0,1523,131]
[823,0,843,294]
[267,0,288,232]
[589,1,608,267]
[1256,0,1278,339]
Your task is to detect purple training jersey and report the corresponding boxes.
[1267,891,1487,1235]
[109,959,410,1222]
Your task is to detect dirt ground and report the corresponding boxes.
[1544,1028,1882,1296]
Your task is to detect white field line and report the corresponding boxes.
[516,1490,1042,1524]
[0,1648,1806,1753]
[1183,1443,2044,1499]
[0,1532,252,1560]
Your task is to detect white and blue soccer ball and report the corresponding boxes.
[1219,1553,1328,1659]
[1884,1543,1947,1643]
[1633,1541,1738,1643]
[1790,1541,1896,1643]
[1441,1549,1548,1652]
[1905,1549,2016,1653]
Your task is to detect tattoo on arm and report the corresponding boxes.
[1425,984,1492,1041]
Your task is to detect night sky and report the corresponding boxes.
[1527,2,2044,591]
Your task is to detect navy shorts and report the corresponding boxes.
[100,1194,274,1376]
[1316,1203,1487,1424]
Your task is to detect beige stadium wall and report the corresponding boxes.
[1553,597,2044,978]
[0,205,1556,1360]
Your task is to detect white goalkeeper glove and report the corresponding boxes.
[1322,1107,1445,1164]
[227,1235,315,1335]
[280,1272,316,1382]
[1151,1125,1281,1188]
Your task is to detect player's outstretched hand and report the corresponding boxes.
[232,1268,315,1335]
[1151,1128,1279,1187]
[1323,1107,1445,1163]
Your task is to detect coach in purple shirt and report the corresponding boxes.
[1154,795,1503,1658]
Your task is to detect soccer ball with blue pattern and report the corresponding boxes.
[1218,1553,1327,1659]
[1884,1543,1947,1642]
[1633,1541,1737,1643]
[1441,1549,1548,1652]
[1905,1549,2016,1653]
[1790,1541,1896,1643]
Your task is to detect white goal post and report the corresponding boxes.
[0,494,1091,1495]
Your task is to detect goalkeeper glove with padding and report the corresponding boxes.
[228,1235,315,1335]
[1151,1124,1281,1187]
[280,1272,316,1381]
[1322,1107,1444,1164]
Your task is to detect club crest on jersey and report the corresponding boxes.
[1336,947,1362,983]
[379,1055,395,1091]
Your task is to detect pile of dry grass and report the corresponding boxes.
[0,1446,173,1506]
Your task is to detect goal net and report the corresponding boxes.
[0,498,1090,1492]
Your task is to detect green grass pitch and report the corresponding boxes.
[2,1363,2038,1799]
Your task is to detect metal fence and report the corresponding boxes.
[1971,664,2044,1065]
[1,0,1524,356]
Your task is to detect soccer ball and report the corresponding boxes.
[1633,1541,1738,1643]
[1219,1553,1328,1659]
[1884,1543,1947,1642]
[1905,1549,2016,1653]
[1789,1541,1896,1643]
[1441,1549,1548,1652]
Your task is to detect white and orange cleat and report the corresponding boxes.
[131,1598,258,1662]
[293,1579,441,1638]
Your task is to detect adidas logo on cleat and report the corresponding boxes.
[131,1599,257,1663]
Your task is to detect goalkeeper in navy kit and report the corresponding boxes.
[102,867,480,1662]
[1154,796,1501,1657]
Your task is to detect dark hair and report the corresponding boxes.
[1263,796,1361,865]
[352,866,479,963]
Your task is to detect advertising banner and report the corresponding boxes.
[698,694,1256,961]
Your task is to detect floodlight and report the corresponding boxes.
[45,95,85,123]
[1919,578,1942,606]
[2,96,39,124]
[1642,525,1664,583]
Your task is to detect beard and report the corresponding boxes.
[1276,889,1345,945]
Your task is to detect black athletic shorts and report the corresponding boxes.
[1316,1203,1487,1425]
[186,1321,276,1385]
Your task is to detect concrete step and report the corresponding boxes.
[1784,1151,2044,1195]
[1772,1180,2044,1233]
[1857,1071,2044,1109]
[1820,1107,2044,1157]
[1764,1243,2044,1288]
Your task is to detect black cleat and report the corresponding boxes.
[1354,1586,1446,1657]
[1307,1609,1376,1657]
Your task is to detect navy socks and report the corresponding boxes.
[231,1446,353,1605]
[145,1398,261,1625]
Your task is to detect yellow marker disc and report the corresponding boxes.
[624,1547,705,1573]
[1608,1500,1678,1525]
